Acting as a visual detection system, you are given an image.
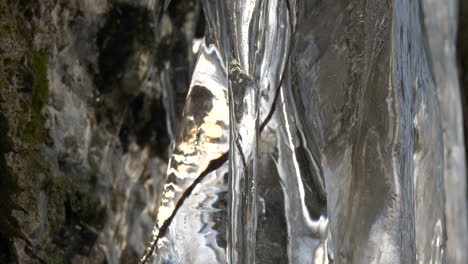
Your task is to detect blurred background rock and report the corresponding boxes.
[0,0,203,262]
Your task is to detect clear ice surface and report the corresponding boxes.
[143,0,468,263]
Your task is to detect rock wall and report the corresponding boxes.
[0,0,199,263]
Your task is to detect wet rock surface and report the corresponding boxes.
[0,0,198,263]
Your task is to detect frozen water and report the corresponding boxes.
[142,0,468,263]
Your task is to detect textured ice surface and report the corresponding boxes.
[422,0,468,262]
[143,0,468,263]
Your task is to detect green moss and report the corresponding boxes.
[2,24,11,33]
[0,116,26,264]
[44,246,65,264]
[1,1,105,262]
[0,4,35,262]
[0,1,56,262]
[17,114,43,147]
[16,51,49,147]
[31,52,48,113]
[0,61,4,91]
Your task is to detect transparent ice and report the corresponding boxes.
[142,0,468,263]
